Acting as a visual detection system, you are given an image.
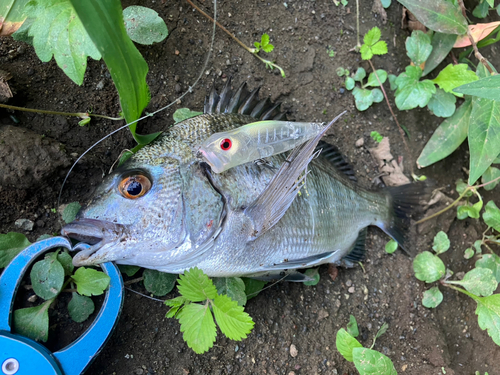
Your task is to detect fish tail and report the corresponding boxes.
[378,183,430,256]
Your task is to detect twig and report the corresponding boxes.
[356,0,361,49]
[457,0,494,74]
[0,103,123,120]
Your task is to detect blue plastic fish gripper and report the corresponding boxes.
[0,236,124,375]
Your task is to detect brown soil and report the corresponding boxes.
[1,1,500,374]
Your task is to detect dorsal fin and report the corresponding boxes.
[315,140,357,182]
[204,79,287,120]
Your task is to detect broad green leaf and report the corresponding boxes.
[371,89,383,103]
[123,6,168,45]
[164,295,187,318]
[143,269,177,296]
[0,232,31,268]
[69,0,150,142]
[178,302,216,354]
[352,87,374,111]
[68,292,95,323]
[353,67,366,82]
[426,88,456,118]
[62,201,81,224]
[213,277,247,306]
[366,70,388,87]
[11,16,33,44]
[474,294,500,346]
[476,61,498,79]
[432,231,450,254]
[371,131,384,143]
[303,268,320,286]
[261,33,270,47]
[468,97,500,185]
[388,74,398,90]
[456,178,473,197]
[385,239,398,254]
[464,248,475,259]
[242,278,266,300]
[454,75,500,101]
[352,348,398,375]
[118,265,141,277]
[396,0,467,35]
[475,239,483,254]
[372,41,388,56]
[345,77,355,90]
[27,0,101,85]
[483,200,500,232]
[177,267,217,302]
[422,286,443,308]
[56,251,74,276]
[212,294,254,340]
[347,315,359,337]
[0,0,30,35]
[482,167,500,190]
[413,251,445,283]
[473,0,490,18]
[395,66,436,110]
[406,30,432,66]
[30,253,64,300]
[423,32,457,76]
[364,27,381,46]
[173,108,203,124]
[457,204,482,220]
[448,268,498,296]
[14,300,51,342]
[360,44,373,60]
[476,254,500,283]
[72,267,110,296]
[432,64,478,96]
[336,328,362,362]
[381,0,391,8]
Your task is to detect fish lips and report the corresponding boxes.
[61,218,126,266]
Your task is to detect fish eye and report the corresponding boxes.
[118,175,151,199]
[220,138,232,151]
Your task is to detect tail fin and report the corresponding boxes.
[380,183,431,256]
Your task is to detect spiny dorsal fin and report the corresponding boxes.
[315,140,357,182]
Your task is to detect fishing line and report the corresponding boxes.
[57,0,219,209]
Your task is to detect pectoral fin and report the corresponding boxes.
[244,112,346,239]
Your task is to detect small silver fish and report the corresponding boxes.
[62,79,426,281]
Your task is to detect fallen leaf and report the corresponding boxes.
[328,264,339,281]
[368,137,411,186]
[454,22,500,48]
[402,8,426,33]
[0,69,13,102]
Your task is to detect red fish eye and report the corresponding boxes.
[220,138,232,151]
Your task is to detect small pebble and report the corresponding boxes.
[27,295,37,303]
[355,138,364,147]
[290,344,298,357]
[175,84,182,93]
[346,280,352,287]
[15,218,34,231]
[348,286,355,293]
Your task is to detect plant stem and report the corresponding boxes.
[457,0,494,74]
[442,282,479,301]
[356,0,361,49]
[415,188,469,224]
[0,103,123,120]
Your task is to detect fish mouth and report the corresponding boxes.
[61,218,126,266]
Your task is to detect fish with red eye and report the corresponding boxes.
[220,138,232,151]
[118,175,152,199]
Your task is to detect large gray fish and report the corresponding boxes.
[62,79,425,280]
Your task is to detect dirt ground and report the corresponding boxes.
[1,0,500,374]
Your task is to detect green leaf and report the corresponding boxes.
[72,267,110,296]
[433,64,478,96]
[475,239,483,254]
[464,248,475,259]
[14,301,51,342]
[165,296,187,318]
[336,67,347,77]
[353,87,380,111]
[345,77,355,90]
[353,67,366,82]
[473,0,490,18]
[366,70,387,87]
[388,74,398,90]
[476,254,500,283]
[371,131,383,143]
[352,348,398,375]
[371,89,383,103]
[457,203,482,220]
[364,27,381,46]
[454,74,500,101]
[374,322,389,340]
[456,178,473,197]
[68,292,95,323]
[178,302,217,354]
[118,265,141,277]
[371,40,388,56]
[177,267,217,302]
[56,251,74,276]
[423,32,457,76]
[242,278,266,300]
[360,44,373,60]
[123,6,168,45]
[213,277,247,306]
[413,251,445,283]
[262,43,274,53]
[406,30,432,66]
[69,0,150,141]
[212,294,254,340]
[0,0,30,36]
[396,0,468,35]
[474,294,500,346]
[467,97,500,185]
[448,268,498,296]
[426,88,456,118]
[347,315,359,337]
[422,286,443,308]
[432,231,450,254]
[261,33,270,47]
[336,328,363,362]
[0,232,32,268]
[30,253,65,300]
[385,239,398,254]
[395,66,436,110]
[173,108,203,124]
[11,16,34,44]
[381,0,391,8]
[62,201,81,224]
[143,269,177,296]
[303,268,320,286]
[483,200,500,232]
[482,166,500,190]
